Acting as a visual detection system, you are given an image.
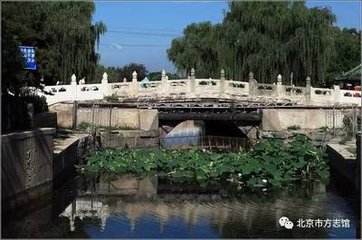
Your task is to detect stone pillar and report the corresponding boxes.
[71,74,77,101]
[161,70,168,96]
[333,85,340,104]
[123,78,127,82]
[101,72,108,84]
[306,76,311,104]
[276,74,283,97]
[190,68,195,96]
[248,72,255,96]
[132,71,138,97]
[101,72,110,96]
[71,74,77,85]
[219,69,225,97]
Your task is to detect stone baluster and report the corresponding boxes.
[132,71,138,96]
[71,74,77,101]
[101,72,110,96]
[306,76,311,104]
[276,74,283,97]
[248,72,255,96]
[161,70,168,96]
[219,69,225,97]
[101,72,108,84]
[123,78,127,82]
[190,68,195,97]
[71,74,77,85]
[333,85,340,103]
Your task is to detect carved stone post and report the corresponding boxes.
[333,85,340,103]
[101,72,109,96]
[276,74,283,97]
[132,71,138,96]
[123,78,127,82]
[161,70,168,96]
[248,72,255,96]
[101,72,108,84]
[220,69,225,97]
[190,68,195,96]
[71,74,77,85]
[71,74,77,101]
[306,76,311,104]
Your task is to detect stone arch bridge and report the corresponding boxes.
[41,69,361,107]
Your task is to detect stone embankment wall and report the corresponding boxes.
[1,128,55,210]
[53,133,94,187]
[262,108,352,131]
[49,103,74,128]
[77,108,158,131]
[49,103,159,132]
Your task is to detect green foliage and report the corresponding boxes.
[148,71,180,81]
[340,116,354,143]
[167,2,360,86]
[77,122,137,132]
[168,22,218,77]
[20,95,48,113]
[93,65,120,83]
[78,134,329,191]
[326,27,361,86]
[93,63,149,83]
[1,2,106,87]
[104,93,118,102]
[287,125,301,130]
[118,63,148,81]
[1,95,30,133]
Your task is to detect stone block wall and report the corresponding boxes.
[49,103,74,128]
[262,108,350,131]
[1,128,55,206]
[76,108,158,131]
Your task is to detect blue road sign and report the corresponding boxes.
[19,46,37,70]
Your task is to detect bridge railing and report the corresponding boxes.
[225,80,249,97]
[41,70,361,107]
[167,79,189,98]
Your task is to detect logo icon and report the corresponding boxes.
[279,216,294,229]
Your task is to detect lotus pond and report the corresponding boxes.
[78,134,329,191]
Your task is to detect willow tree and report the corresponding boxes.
[1,1,106,86]
[167,2,337,86]
[39,2,106,84]
[167,22,219,78]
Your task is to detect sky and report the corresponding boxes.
[92,1,361,73]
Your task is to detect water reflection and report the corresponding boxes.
[58,188,356,238]
[2,180,358,239]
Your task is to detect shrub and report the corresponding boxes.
[287,125,301,130]
[104,93,118,102]
[20,95,48,113]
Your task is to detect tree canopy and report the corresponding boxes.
[93,63,148,83]
[167,2,360,87]
[1,1,106,90]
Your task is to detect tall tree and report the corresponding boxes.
[118,63,148,81]
[167,2,340,86]
[167,22,219,77]
[1,2,106,87]
[325,27,361,86]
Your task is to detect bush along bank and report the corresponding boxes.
[77,134,329,192]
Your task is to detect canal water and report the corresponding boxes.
[2,178,359,239]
